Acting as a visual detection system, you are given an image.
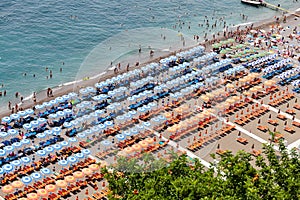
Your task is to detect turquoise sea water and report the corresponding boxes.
[0,0,299,110]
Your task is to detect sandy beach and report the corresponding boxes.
[0,5,300,200]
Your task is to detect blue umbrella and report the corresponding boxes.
[25,109,34,115]
[95,109,105,116]
[55,96,64,103]
[0,168,4,175]
[37,150,47,157]
[129,110,137,116]
[11,160,22,167]
[62,94,70,101]
[8,129,18,136]
[48,113,57,119]
[40,168,51,176]
[67,156,78,164]
[116,134,126,141]
[68,137,77,143]
[71,120,79,127]
[64,109,72,115]
[0,131,9,139]
[44,130,53,136]
[143,121,151,128]
[44,146,54,153]
[37,118,47,125]
[75,153,84,160]
[91,126,99,133]
[13,142,22,149]
[105,121,113,127]
[21,157,31,164]
[21,139,30,146]
[18,111,27,117]
[3,164,14,173]
[58,160,68,167]
[130,128,139,135]
[60,141,69,147]
[56,111,65,117]
[52,144,62,150]
[10,113,20,120]
[53,127,61,135]
[31,172,42,180]
[136,124,144,131]
[43,101,52,108]
[84,129,92,135]
[49,99,57,105]
[123,130,132,137]
[98,124,106,131]
[82,149,91,156]
[22,176,32,185]
[36,133,46,139]
[0,149,6,157]
[77,132,86,139]
[35,104,44,110]
[23,123,32,130]
[2,116,11,123]
[63,122,73,128]
[101,140,112,146]
[4,145,14,153]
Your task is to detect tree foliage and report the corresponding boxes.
[103,140,300,200]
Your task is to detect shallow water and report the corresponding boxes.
[0,0,299,111]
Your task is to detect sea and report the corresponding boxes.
[0,0,299,111]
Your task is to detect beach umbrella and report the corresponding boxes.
[48,113,57,119]
[65,175,76,184]
[89,164,100,171]
[82,149,91,156]
[40,168,51,177]
[18,110,27,117]
[56,96,64,103]
[0,149,6,157]
[2,116,11,123]
[82,168,93,176]
[21,157,31,165]
[68,137,77,143]
[52,127,61,135]
[0,131,9,139]
[37,150,47,158]
[2,185,14,194]
[73,171,85,179]
[63,122,73,128]
[25,109,34,115]
[12,180,24,189]
[45,184,57,193]
[31,172,42,181]
[116,134,126,141]
[44,146,54,154]
[56,180,68,188]
[8,129,18,137]
[67,156,78,165]
[11,160,22,168]
[60,141,69,147]
[21,176,33,185]
[10,113,20,120]
[30,120,39,127]
[52,143,62,151]
[101,140,111,146]
[37,189,48,198]
[77,132,86,139]
[44,130,53,136]
[104,120,114,128]
[23,123,32,130]
[58,160,68,168]
[75,153,85,160]
[36,133,46,139]
[4,146,14,154]
[27,193,39,200]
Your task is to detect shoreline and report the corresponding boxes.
[0,8,299,119]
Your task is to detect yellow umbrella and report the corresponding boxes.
[88,164,100,171]
[250,87,258,92]
[132,144,141,152]
[2,185,14,194]
[82,168,93,176]
[138,141,148,149]
[201,95,209,101]
[45,184,57,193]
[145,137,154,144]
[175,107,183,113]
[226,98,235,104]
[243,91,251,96]
[206,93,214,98]
[167,126,177,133]
[232,96,240,101]
[56,180,68,188]
[196,113,205,119]
[226,83,235,89]
[164,112,172,119]
[264,80,276,86]
[254,85,262,90]
[37,189,48,198]
[73,171,85,179]
[124,147,134,155]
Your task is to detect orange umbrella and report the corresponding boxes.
[124,147,134,155]
[82,168,93,176]
[27,193,39,200]
[145,137,154,144]
[11,180,24,189]
[226,83,235,89]
[64,176,76,183]
[2,185,13,194]
[89,164,100,171]
[167,126,177,133]
[175,107,183,113]
[37,189,48,197]
[56,180,68,188]
[164,112,172,119]
[243,91,251,96]
[45,184,57,193]
[73,171,85,179]
[138,141,148,149]
[132,144,141,152]
[19,198,28,200]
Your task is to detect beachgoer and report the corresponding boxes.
[15,92,19,98]
[3,90,6,96]
[60,68,62,72]
[50,70,53,78]
[8,101,11,110]
[126,63,129,71]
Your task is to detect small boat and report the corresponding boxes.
[241,0,263,6]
